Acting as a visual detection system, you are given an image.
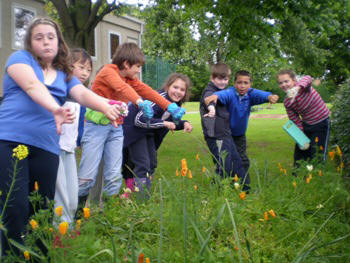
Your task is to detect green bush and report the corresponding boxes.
[330,79,350,176]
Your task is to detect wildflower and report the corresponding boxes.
[233,174,239,182]
[234,246,239,251]
[23,251,30,260]
[146,258,150,263]
[340,162,344,169]
[264,211,268,221]
[176,169,179,176]
[12,144,29,160]
[55,206,63,217]
[58,222,68,235]
[181,168,187,177]
[83,207,90,219]
[283,169,287,175]
[316,204,324,209]
[138,252,144,263]
[258,218,265,222]
[336,145,342,157]
[234,182,240,190]
[135,186,140,192]
[239,192,246,200]
[76,219,81,230]
[318,170,322,176]
[277,162,282,169]
[195,153,200,160]
[123,188,132,194]
[268,209,276,218]
[193,185,198,190]
[306,165,313,172]
[292,181,297,188]
[48,227,53,233]
[308,173,312,179]
[306,177,311,184]
[314,137,319,143]
[181,159,188,171]
[34,181,39,191]
[320,145,323,151]
[201,167,206,173]
[328,151,335,160]
[336,166,340,173]
[188,170,192,179]
[29,219,38,230]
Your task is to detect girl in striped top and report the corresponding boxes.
[277,69,330,166]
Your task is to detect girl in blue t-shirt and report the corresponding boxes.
[0,18,120,256]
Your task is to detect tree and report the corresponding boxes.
[45,0,125,55]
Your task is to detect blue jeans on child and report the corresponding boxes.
[78,121,124,197]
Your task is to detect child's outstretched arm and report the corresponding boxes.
[268,94,279,104]
[204,94,218,105]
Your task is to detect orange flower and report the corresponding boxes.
[318,170,322,176]
[23,251,30,261]
[76,219,81,231]
[315,137,319,143]
[138,252,144,263]
[328,151,335,160]
[308,173,312,179]
[264,211,268,221]
[306,177,311,184]
[292,181,297,188]
[176,169,179,176]
[233,174,239,182]
[233,246,239,251]
[201,167,206,173]
[268,209,276,218]
[181,168,187,177]
[181,159,188,171]
[58,222,68,235]
[55,206,63,217]
[320,145,323,151]
[193,185,198,190]
[239,192,246,200]
[34,181,39,191]
[195,153,200,160]
[83,207,90,219]
[145,258,150,263]
[188,170,192,179]
[29,219,38,230]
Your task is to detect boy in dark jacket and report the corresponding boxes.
[200,63,248,190]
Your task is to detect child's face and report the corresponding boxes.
[210,76,229,90]
[31,24,58,64]
[234,75,251,95]
[72,60,92,84]
[123,62,141,79]
[167,78,187,102]
[277,74,296,93]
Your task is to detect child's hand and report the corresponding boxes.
[183,122,193,133]
[268,94,279,104]
[204,105,216,117]
[53,107,75,134]
[204,95,218,105]
[167,103,185,120]
[104,103,122,128]
[164,121,176,130]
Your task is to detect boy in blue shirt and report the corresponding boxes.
[205,70,279,179]
[200,63,248,190]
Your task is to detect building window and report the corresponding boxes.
[12,4,36,49]
[108,31,121,61]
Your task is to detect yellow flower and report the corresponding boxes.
[23,251,30,260]
[134,186,140,192]
[195,153,200,160]
[283,169,287,175]
[268,209,276,218]
[277,162,282,169]
[58,222,68,235]
[340,162,344,169]
[83,207,90,219]
[264,211,268,221]
[55,206,63,217]
[320,145,323,151]
[76,219,81,230]
[176,169,179,176]
[34,181,39,191]
[146,258,150,263]
[48,227,53,233]
[308,173,312,180]
[201,167,206,173]
[318,170,322,176]
[234,182,240,190]
[292,181,297,188]
[29,219,38,230]
[306,177,311,184]
[12,144,29,160]
[233,174,239,182]
[193,185,198,190]
[336,145,342,157]
[239,192,246,200]
[188,170,192,179]
[315,137,319,143]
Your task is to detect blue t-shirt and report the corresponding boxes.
[216,87,271,136]
[0,50,80,155]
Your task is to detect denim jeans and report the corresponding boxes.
[78,121,124,197]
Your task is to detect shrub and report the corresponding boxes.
[330,79,350,176]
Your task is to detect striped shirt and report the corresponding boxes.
[283,75,329,130]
